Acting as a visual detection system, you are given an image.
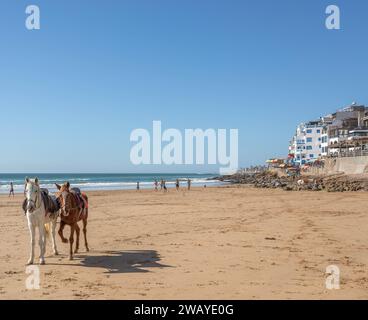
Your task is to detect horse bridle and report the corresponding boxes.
[58,191,80,217]
[24,183,41,212]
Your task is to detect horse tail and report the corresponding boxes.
[81,193,89,209]
[44,222,51,238]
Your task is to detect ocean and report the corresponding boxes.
[0,173,223,194]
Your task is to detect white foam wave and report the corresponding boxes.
[0,178,222,194]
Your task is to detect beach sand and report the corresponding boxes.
[0,186,368,299]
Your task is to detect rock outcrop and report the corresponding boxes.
[216,171,368,192]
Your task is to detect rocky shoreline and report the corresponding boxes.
[215,171,368,192]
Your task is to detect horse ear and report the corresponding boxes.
[66,182,70,189]
[34,177,39,185]
[55,183,61,190]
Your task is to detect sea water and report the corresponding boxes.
[0,173,223,194]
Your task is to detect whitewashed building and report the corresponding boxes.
[289,103,368,162]
[289,121,324,165]
[320,114,334,157]
[320,127,329,157]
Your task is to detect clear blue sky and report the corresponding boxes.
[1,0,367,173]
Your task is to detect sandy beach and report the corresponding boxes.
[1,186,368,300]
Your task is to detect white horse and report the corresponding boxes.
[24,177,59,265]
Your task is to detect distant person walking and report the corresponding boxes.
[187,178,191,191]
[136,181,140,191]
[175,179,180,191]
[9,182,14,197]
[160,179,164,191]
[163,180,167,192]
[154,179,158,191]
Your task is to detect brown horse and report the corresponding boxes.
[55,182,89,260]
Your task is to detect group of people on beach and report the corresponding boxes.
[6,178,197,196]
[136,178,192,192]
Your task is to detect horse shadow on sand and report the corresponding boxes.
[72,250,171,274]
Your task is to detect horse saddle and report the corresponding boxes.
[22,189,60,215]
[70,189,88,210]
[71,187,81,194]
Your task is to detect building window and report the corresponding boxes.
[306,146,312,150]
[306,129,312,134]
[317,129,321,134]
[306,138,312,142]
[319,145,321,148]
[318,137,321,141]
[310,154,314,158]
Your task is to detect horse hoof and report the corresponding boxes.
[62,239,68,244]
[69,256,73,261]
[39,260,45,265]
[74,250,78,254]
[26,260,33,266]
[54,251,59,256]
[86,248,90,252]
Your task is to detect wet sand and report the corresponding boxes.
[0,186,367,299]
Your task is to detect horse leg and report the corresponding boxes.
[58,220,68,243]
[38,223,46,265]
[69,224,75,260]
[74,223,80,254]
[51,218,59,255]
[27,221,36,265]
[82,216,89,252]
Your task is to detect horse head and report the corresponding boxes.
[24,177,41,213]
[55,182,72,216]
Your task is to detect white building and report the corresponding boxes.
[320,114,333,157]
[289,121,324,165]
[289,103,368,161]
[321,127,329,157]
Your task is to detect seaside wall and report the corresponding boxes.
[319,156,368,175]
[333,156,368,174]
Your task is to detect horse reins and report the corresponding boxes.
[24,184,41,212]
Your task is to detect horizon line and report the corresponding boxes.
[0,172,218,175]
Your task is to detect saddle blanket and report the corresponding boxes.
[22,190,60,216]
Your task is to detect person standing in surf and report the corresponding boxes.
[9,182,14,197]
